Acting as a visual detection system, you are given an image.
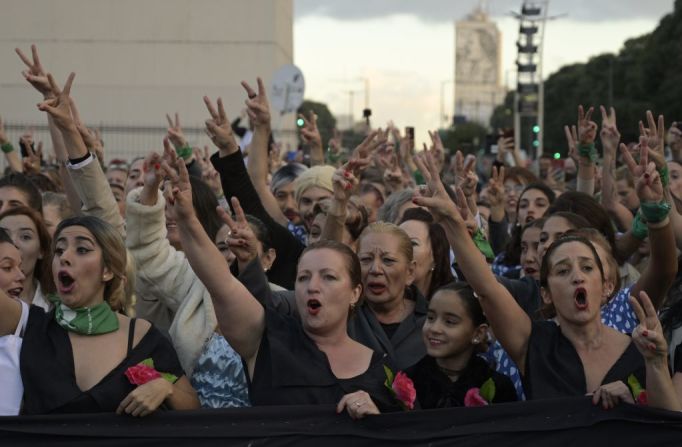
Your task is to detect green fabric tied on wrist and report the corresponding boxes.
[631,212,648,240]
[578,143,598,162]
[1,143,14,154]
[658,165,669,187]
[176,145,193,160]
[413,169,425,186]
[472,228,494,260]
[639,201,671,224]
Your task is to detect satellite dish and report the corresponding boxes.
[270,64,305,115]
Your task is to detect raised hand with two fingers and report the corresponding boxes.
[216,197,259,267]
[638,111,666,170]
[203,96,238,154]
[36,72,76,130]
[15,44,52,98]
[241,77,271,129]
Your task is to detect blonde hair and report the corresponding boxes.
[294,165,335,203]
[358,221,413,262]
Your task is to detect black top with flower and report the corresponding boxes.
[406,354,517,409]
[523,321,645,399]
[247,307,400,411]
[20,306,185,415]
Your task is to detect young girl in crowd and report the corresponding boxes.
[491,183,555,279]
[408,282,517,408]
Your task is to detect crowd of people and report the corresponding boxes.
[0,44,681,421]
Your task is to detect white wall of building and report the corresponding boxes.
[0,0,293,160]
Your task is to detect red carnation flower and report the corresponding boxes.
[464,388,489,407]
[392,371,416,410]
[125,364,161,386]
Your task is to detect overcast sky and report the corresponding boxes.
[293,0,675,144]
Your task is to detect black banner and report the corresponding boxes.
[1,397,681,446]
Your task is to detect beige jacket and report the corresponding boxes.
[125,188,217,375]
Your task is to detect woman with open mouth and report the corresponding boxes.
[0,228,27,415]
[0,215,200,415]
[167,156,399,420]
[351,221,430,371]
[0,206,54,311]
[414,149,680,411]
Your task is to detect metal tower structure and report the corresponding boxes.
[512,1,549,159]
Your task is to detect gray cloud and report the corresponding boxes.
[295,0,675,23]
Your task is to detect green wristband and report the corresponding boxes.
[176,145,193,160]
[631,212,648,240]
[473,228,494,260]
[658,165,669,187]
[1,143,14,154]
[413,169,425,186]
[639,201,671,224]
[578,143,598,163]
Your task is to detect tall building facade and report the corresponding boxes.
[454,7,506,126]
[0,0,293,162]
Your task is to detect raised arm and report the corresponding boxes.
[243,78,289,226]
[599,107,635,231]
[0,117,23,173]
[165,153,264,367]
[15,44,81,212]
[574,105,597,195]
[621,140,677,309]
[630,292,681,411]
[299,111,324,166]
[412,150,532,371]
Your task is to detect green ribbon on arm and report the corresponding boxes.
[639,201,671,224]
[472,228,494,260]
[577,142,598,163]
[176,145,193,161]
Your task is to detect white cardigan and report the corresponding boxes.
[125,188,217,375]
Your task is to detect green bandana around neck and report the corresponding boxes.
[49,294,119,335]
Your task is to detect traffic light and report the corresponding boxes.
[553,152,561,159]
[532,125,540,133]
[296,118,305,127]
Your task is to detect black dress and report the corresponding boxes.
[20,306,185,415]
[247,308,399,411]
[407,355,517,409]
[522,321,645,400]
